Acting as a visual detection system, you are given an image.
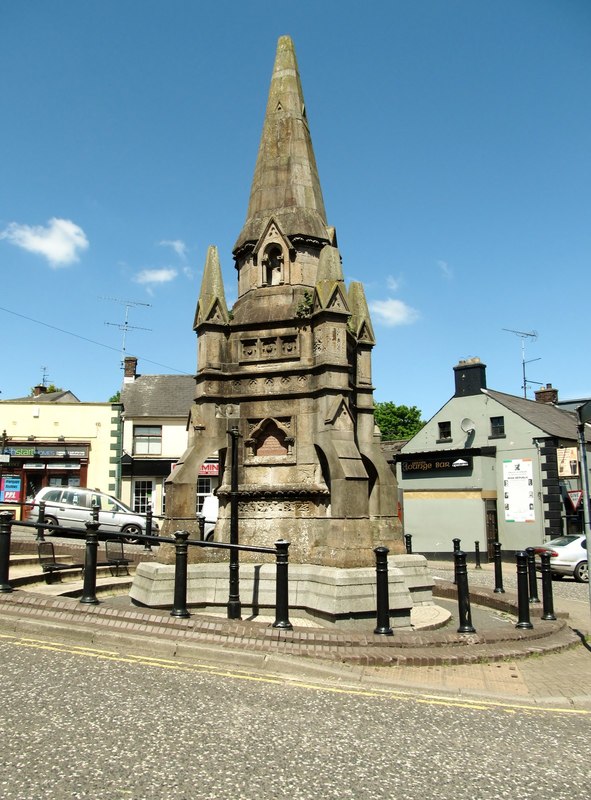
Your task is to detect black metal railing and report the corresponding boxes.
[0,511,293,630]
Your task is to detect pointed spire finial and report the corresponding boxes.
[348,281,376,344]
[233,36,329,254]
[193,245,229,328]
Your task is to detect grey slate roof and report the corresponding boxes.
[2,390,80,403]
[484,389,590,442]
[121,375,195,418]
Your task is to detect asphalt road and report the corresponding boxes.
[0,634,589,800]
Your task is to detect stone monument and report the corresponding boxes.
[132,37,431,625]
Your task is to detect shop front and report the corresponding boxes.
[2,442,89,518]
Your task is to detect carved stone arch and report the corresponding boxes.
[361,454,379,515]
[252,217,293,286]
[247,418,293,457]
[262,243,284,286]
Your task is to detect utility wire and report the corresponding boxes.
[0,305,190,375]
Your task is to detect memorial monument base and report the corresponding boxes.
[129,554,433,631]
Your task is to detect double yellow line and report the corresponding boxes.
[0,631,588,717]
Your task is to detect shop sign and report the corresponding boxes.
[47,463,80,470]
[7,446,88,458]
[199,462,219,476]
[400,455,473,473]
[23,462,46,470]
[0,454,10,464]
[0,475,22,503]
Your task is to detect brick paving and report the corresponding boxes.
[1,540,589,706]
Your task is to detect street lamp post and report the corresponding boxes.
[227,425,241,619]
[575,400,591,614]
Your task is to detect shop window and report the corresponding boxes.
[196,477,212,513]
[133,426,162,455]
[133,480,154,513]
[490,416,505,437]
[438,421,452,441]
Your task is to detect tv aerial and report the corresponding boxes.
[102,297,152,368]
[503,328,542,399]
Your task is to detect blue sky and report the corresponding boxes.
[1,0,589,419]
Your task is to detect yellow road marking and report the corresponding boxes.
[0,631,588,716]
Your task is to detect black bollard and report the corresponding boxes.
[0,511,13,593]
[455,550,476,633]
[515,552,533,629]
[525,546,540,603]
[80,520,100,605]
[404,533,413,555]
[493,541,505,593]
[474,541,482,569]
[36,500,46,542]
[144,506,153,552]
[171,530,190,618]
[540,553,557,621]
[452,537,461,584]
[374,546,393,635]
[272,539,293,630]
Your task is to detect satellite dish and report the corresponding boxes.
[460,418,476,434]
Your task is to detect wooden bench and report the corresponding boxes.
[37,542,84,580]
[105,539,131,577]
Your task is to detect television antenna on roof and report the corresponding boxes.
[503,328,542,399]
[102,297,152,368]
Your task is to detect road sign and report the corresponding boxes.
[567,490,583,511]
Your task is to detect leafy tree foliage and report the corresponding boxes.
[109,390,121,403]
[374,402,425,440]
[29,384,63,395]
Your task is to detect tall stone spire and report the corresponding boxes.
[233,36,329,255]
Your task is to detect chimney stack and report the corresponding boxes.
[453,357,487,397]
[534,383,558,404]
[123,356,138,383]
[33,385,47,396]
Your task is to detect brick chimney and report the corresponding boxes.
[33,385,47,396]
[123,356,138,384]
[535,383,558,404]
[453,357,487,397]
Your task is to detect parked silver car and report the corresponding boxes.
[29,486,156,543]
[534,534,588,583]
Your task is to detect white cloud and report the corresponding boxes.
[386,275,399,291]
[0,217,89,267]
[133,267,178,285]
[437,259,453,279]
[369,297,420,327]
[159,239,187,259]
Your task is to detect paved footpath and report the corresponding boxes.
[0,554,589,709]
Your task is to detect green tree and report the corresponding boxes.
[29,384,63,395]
[109,390,121,403]
[374,402,425,440]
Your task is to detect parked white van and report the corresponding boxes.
[199,494,219,541]
[29,486,157,543]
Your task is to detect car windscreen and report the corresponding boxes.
[546,536,580,547]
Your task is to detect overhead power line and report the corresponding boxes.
[0,305,189,375]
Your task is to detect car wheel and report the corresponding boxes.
[121,524,142,544]
[574,561,588,583]
[43,515,59,534]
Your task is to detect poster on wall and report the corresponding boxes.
[0,475,22,503]
[503,458,535,522]
[557,447,578,478]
